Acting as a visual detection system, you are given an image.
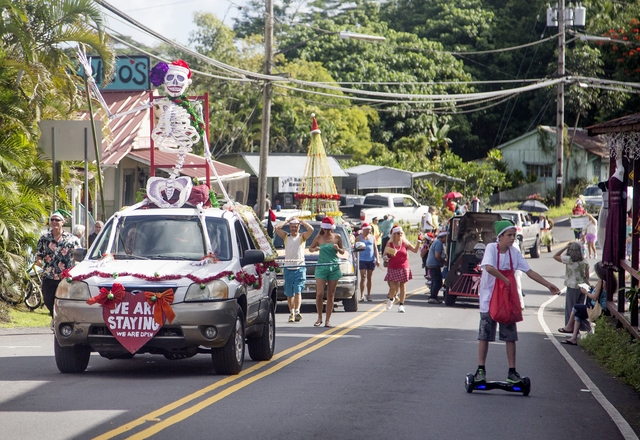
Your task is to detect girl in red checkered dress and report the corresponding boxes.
[383,225,421,313]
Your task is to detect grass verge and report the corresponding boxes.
[0,302,50,328]
[580,316,640,393]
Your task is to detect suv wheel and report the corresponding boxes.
[343,292,358,312]
[212,308,245,375]
[248,300,275,361]
[444,289,457,306]
[54,338,90,373]
[530,237,541,258]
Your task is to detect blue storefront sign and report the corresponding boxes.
[77,55,150,91]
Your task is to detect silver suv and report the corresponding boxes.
[53,206,277,375]
[272,221,362,312]
[581,185,603,215]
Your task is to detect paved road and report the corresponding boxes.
[1,221,638,440]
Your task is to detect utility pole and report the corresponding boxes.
[555,0,565,207]
[257,0,273,220]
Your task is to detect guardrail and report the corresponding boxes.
[610,259,640,341]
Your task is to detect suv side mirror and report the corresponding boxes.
[524,221,531,226]
[353,241,366,252]
[241,249,265,266]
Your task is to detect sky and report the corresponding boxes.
[99,0,243,48]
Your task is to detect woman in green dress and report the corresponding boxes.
[309,217,345,328]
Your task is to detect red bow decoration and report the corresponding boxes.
[86,283,125,309]
[145,289,175,326]
[60,268,72,280]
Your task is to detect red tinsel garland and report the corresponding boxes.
[65,260,280,290]
[294,193,340,200]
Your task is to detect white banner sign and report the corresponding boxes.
[278,176,302,193]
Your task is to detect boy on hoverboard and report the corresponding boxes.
[474,220,560,385]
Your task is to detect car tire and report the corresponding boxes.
[343,291,358,312]
[444,289,457,307]
[530,238,541,259]
[248,300,276,361]
[54,338,90,373]
[212,307,245,375]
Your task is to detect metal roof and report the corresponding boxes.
[342,165,413,190]
[129,149,247,181]
[237,153,349,178]
[586,112,640,135]
[80,91,150,166]
[412,171,465,183]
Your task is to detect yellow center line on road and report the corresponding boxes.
[94,286,427,440]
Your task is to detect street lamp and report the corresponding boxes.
[547,2,586,207]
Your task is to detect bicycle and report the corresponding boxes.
[0,261,43,311]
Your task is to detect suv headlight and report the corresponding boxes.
[185,281,228,301]
[56,279,91,300]
[339,261,353,275]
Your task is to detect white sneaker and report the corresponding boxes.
[386,298,394,310]
[398,305,405,313]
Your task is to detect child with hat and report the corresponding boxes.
[474,220,560,384]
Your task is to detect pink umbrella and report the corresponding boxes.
[443,191,463,199]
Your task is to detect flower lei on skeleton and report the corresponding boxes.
[168,94,206,139]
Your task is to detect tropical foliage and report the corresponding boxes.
[0,0,114,293]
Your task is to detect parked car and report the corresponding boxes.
[490,210,541,258]
[581,185,604,215]
[53,206,278,375]
[357,193,430,228]
[443,212,504,306]
[273,221,363,312]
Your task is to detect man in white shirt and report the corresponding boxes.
[422,207,434,233]
[275,217,314,322]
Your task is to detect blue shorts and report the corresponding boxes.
[359,260,376,271]
[283,267,306,297]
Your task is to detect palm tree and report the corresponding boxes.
[0,0,115,300]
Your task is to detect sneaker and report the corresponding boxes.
[507,371,523,384]
[386,298,394,310]
[398,305,405,313]
[428,298,442,304]
[474,368,486,382]
[295,312,302,322]
[288,314,295,323]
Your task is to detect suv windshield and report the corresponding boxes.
[90,215,231,261]
[272,224,350,252]
[582,186,603,197]
[499,213,519,225]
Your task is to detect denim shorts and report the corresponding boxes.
[478,312,518,342]
[283,267,306,297]
[359,259,376,271]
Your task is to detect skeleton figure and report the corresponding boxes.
[77,49,225,207]
[151,62,200,155]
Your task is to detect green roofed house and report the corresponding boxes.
[494,126,608,202]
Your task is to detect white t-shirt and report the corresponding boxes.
[422,212,433,231]
[478,243,531,313]
[586,221,597,235]
[284,234,305,267]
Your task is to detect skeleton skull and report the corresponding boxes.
[164,64,191,97]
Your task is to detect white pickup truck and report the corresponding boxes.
[357,193,430,228]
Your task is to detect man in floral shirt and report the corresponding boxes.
[36,212,77,315]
